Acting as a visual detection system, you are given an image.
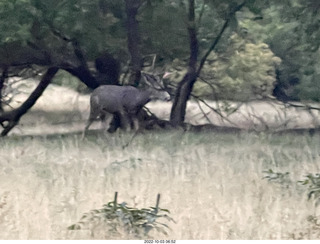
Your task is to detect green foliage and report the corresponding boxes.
[0,0,127,61]
[140,0,189,59]
[170,33,281,100]
[140,0,246,61]
[68,193,174,239]
[262,169,292,191]
[206,34,281,100]
[0,0,319,102]
[263,169,290,184]
[47,0,126,58]
[299,174,320,205]
[264,170,320,206]
[295,53,320,102]
[238,1,320,101]
[0,0,33,44]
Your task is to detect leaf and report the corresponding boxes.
[68,224,81,230]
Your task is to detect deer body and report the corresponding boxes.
[84,84,170,134]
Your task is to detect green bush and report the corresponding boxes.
[68,192,174,239]
[168,34,281,101]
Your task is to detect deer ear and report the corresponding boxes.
[141,73,151,86]
[162,72,172,79]
[141,72,168,90]
[141,73,158,86]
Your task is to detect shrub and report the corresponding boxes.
[68,192,174,239]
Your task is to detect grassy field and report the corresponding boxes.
[0,129,319,240]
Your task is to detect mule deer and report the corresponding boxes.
[83,72,171,135]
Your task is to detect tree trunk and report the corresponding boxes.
[0,67,58,136]
[125,0,142,87]
[42,24,100,89]
[0,66,8,112]
[169,1,246,127]
[170,0,198,126]
[64,66,99,89]
[170,71,198,126]
[63,40,100,89]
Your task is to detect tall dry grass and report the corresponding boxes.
[0,131,319,239]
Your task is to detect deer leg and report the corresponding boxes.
[108,113,120,133]
[82,118,94,139]
[84,119,93,131]
[84,110,97,134]
[132,115,139,131]
[83,103,100,138]
[119,111,131,132]
[100,113,107,131]
[100,111,113,131]
[122,115,140,148]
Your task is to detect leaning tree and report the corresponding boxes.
[0,0,135,136]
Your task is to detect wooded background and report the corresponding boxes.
[0,0,319,135]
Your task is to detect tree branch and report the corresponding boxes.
[0,67,59,136]
[0,66,8,112]
[196,1,246,76]
[125,0,143,86]
[43,19,99,88]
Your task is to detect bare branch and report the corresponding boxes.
[0,67,59,136]
[197,0,207,26]
[191,94,241,127]
[196,1,246,76]
[285,101,320,111]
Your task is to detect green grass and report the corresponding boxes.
[0,130,319,239]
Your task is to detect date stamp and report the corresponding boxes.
[144,240,176,244]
